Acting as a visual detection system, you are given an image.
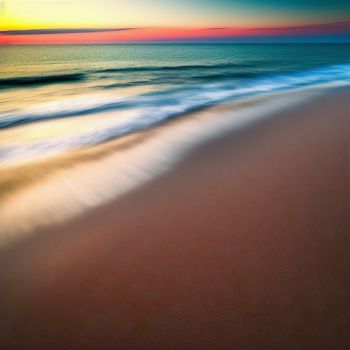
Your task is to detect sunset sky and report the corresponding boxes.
[0,0,349,44]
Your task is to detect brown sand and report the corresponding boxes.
[0,90,349,349]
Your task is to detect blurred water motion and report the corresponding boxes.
[0,44,350,241]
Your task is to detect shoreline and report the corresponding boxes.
[0,87,349,348]
[0,85,344,242]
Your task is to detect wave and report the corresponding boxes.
[190,72,260,80]
[0,73,86,89]
[0,63,350,163]
[0,64,350,165]
[0,63,257,92]
[99,71,259,89]
[0,96,136,129]
[95,62,253,74]
[1,63,349,129]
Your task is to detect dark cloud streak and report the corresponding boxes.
[0,28,138,35]
[250,21,350,32]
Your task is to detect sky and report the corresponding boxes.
[0,0,349,43]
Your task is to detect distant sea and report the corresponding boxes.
[0,44,349,165]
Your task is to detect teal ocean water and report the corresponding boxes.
[0,44,349,164]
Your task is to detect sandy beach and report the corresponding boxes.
[0,89,349,349]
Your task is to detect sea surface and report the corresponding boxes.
[0,44,350,165]
[0,44,350,238]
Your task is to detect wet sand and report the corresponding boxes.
[0,90,349,349]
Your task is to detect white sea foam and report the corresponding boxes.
[0,87,325,244]
[1,64,350,165]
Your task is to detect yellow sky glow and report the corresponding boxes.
[0,0,319,31]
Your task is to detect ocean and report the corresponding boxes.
[0,44,350,237]
[1,44,350,165]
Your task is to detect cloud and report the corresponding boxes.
[0,28,138,35]
[249,21,350,33]
[203,27,231,31]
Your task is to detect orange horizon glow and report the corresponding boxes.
[1,22,350,44]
